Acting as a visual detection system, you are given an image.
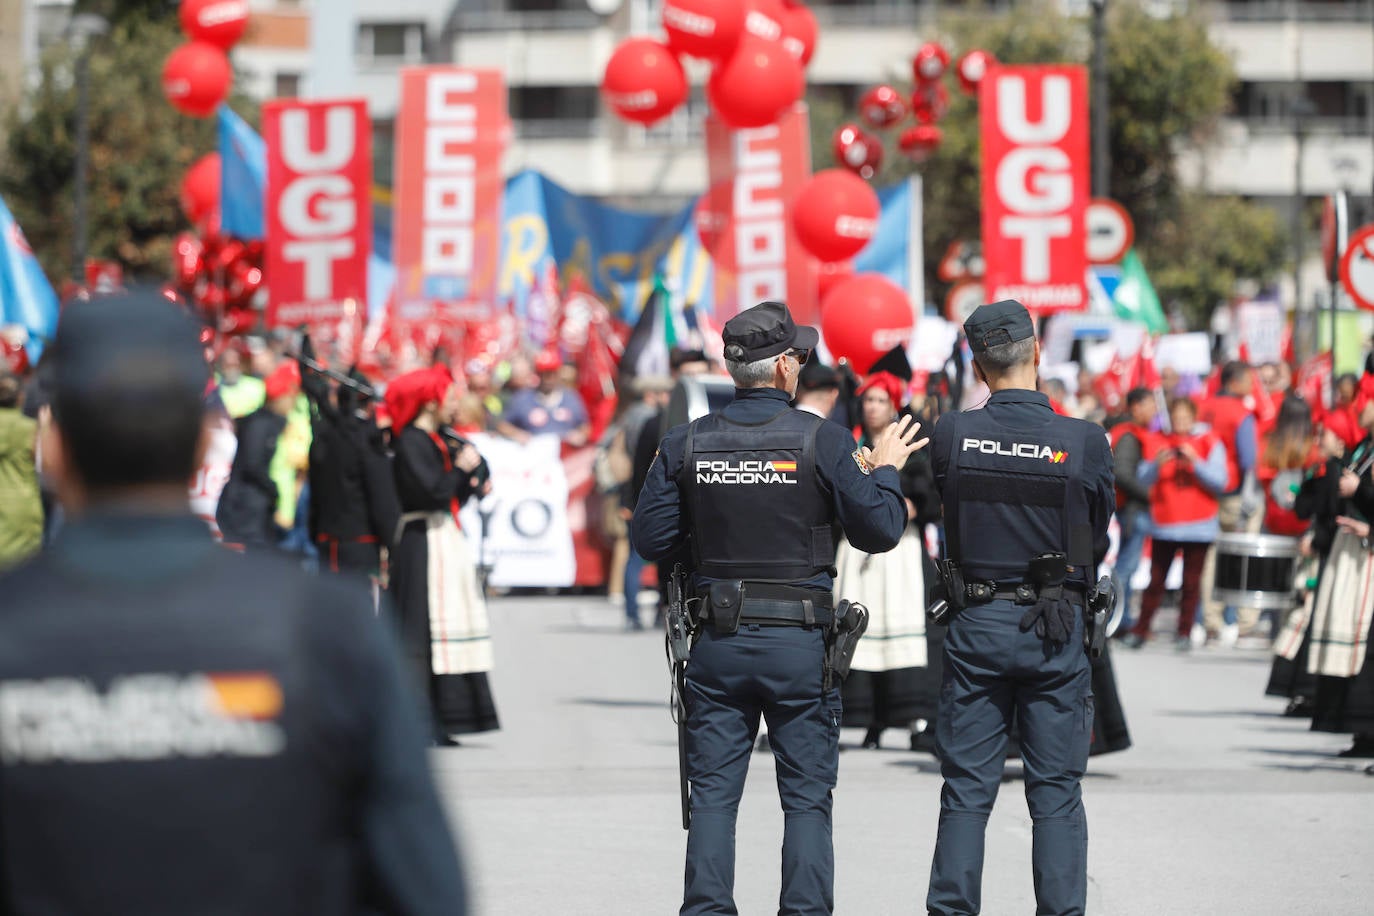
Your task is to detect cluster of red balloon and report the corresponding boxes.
[834,41,996,177]
[175,151,263,335]
[600,0,817,130]
[162,0,248,118]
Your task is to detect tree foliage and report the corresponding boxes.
[0,14,255,283]
[809,0,1281,329]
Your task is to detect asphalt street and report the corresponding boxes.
[431,596,1374,915]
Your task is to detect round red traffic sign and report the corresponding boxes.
[1339,224,1374,312]
[944,280,985,324]
[1085,198,1134,265]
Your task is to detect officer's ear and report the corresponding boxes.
[1033,339,1042,369]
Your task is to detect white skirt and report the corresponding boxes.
[1307,530,1374,679]
[835,529,928,672]
[425,514,495,676]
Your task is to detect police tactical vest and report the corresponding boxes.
[942,407,1098,582]
[680,408,833,582]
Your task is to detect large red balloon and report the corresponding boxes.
[162,41,232,118]
[792,169,880,263]
[743,0,787,44]
[859,84,907,130]
[708,38,804,129]
[601,38,688,126]
[779,3,818,65]
[662,0,744,61]
[180,0,250,50]
[817,260,854,302]
[180,152,221,224]
[820,274,915,371]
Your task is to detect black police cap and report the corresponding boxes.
[721,300,819,363]
[964,299,1035,353]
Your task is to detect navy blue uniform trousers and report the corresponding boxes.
[682,624,839,916]
[927,601,1093,916]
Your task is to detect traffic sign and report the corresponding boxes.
[944,280,985,324]
[1085,198,1134,265]
[1339,224,1374,312]
[937,240,984,283]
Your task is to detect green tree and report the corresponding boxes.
[809,0,1280,328]
[74,0,177,27]
[0,14,256,283]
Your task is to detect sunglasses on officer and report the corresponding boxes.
[785,349,810,366]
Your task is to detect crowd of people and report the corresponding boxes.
[1,314,1372,763]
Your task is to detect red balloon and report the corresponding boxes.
[779,3,818,65]
[601,38,688,126]
[859,85,907,130]
[820,274,915,371]
[180,0,250,51]
[220,306,256,336]
[911,82,949,124]
[957,49,997,95]
[898,125,943,163]
[162,41,232,118]
[913,41,950,83]
[817,260,853,302]
[832,123,882,180]
[173,232,204,291]
[743,0,786,44]
[695,180,735,261]
[662,0,745,61]
[708,38,804,129]
[791,169,881,263]
[180,153,220,224]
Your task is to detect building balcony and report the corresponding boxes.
[1214,1,1374,22]
[1181,116,1374,195]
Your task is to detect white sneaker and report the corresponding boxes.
[1190,622,1208,649]
[1220,623,1240,648]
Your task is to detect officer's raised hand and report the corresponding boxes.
[863,413,929,470]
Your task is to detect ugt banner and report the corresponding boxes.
[981,66,1089,314]
[393,68,508,330]
[263,98,371,352]
[703,103,817,326]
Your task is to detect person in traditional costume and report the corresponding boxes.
[835,371,943,750]
[386,366,499,746]
[1307,380,1374,757]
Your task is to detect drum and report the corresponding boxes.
[1212,532,1301,610]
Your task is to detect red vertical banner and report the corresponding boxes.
[392,67,508,347]
[263,98,371,357]
[703,104,817,326]
[980,66,1089,314]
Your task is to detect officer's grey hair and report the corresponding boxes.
[974,337,1036,377]
[726,354,781,388]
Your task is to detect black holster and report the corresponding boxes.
[824,599,869,691]
[1085,574,1114,658]
[928,559,965,626]
[706,580,744,635]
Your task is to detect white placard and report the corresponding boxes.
[1153,332,1213,375]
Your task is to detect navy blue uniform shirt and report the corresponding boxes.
[932,388,1115,586]
[632,386,907,592]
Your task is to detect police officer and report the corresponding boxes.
[634,300,926,916]
[0,295,466,915]
[925,300,1114,916]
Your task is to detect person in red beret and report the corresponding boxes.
[386,365,500,745]
[496,348,590,447]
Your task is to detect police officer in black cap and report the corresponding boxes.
[634,300,926,916]
[925,300,1114,916]
[0,295,466,914]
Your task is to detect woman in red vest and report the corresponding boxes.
[1122,397,1230,650]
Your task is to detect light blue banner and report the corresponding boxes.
[0,195,60,359]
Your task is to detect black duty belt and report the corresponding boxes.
[697,583,833,628]
[965,581,1088,606]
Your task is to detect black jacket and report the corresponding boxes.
[0,512,467,915]
[215,407,287,547]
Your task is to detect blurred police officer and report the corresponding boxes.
[634,300,925,916]
[0,296,466,915]
[925,300,1114,916]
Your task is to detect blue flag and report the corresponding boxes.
[218,106,266,240]
[0,195,59,360]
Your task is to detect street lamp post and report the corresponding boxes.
[67,13,108,288]
[1291,94,1314,360]
[1089,0,1109,198]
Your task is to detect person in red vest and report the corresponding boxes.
[1108,388,1158,633]
[1121,397,1230,651]
[1198,361,1260,646]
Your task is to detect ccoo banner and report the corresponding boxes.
[393,67,508,335]
[703,104,818,326]
[980,66,1089,314]
[263,98,372,354]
